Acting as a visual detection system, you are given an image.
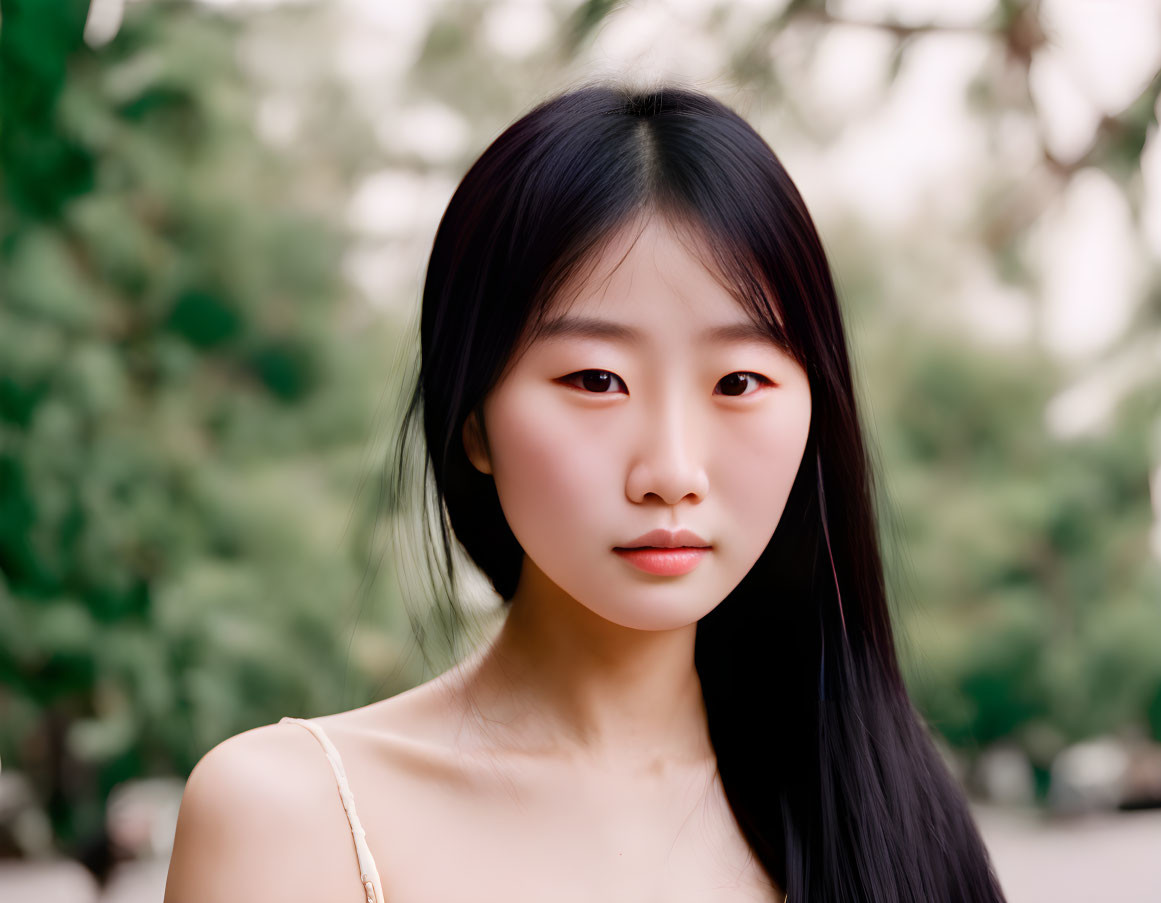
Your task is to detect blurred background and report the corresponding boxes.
[1,0,1159,900]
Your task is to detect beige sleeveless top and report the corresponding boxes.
[280,716,385,903]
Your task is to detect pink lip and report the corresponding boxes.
[616,527,710,549]
[613,547,709,576]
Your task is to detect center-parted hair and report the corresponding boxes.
[387,80,1007,902]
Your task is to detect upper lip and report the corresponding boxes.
[615,528,711,549]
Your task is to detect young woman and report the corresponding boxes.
[164,82,1008,903]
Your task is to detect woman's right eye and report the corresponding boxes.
[559,369,627,394]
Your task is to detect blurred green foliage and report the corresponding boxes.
[0,0,413,852]
[874,333,1161,767]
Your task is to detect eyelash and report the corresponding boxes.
[558,369,773,397]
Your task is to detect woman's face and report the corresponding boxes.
[463,216,813,631]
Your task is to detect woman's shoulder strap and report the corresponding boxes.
[279,716,386,903]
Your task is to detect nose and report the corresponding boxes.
[625,392,709,506]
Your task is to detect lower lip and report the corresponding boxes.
[613,547,710,576]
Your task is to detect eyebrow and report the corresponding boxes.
[534,314,791,351]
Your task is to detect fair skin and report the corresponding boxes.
[164,214,811,903]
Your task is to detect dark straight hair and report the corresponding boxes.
[387,80,1007,902]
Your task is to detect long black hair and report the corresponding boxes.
[386,79,1007,903]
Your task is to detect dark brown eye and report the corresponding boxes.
[561,370,627,394]
[715,372,770,397]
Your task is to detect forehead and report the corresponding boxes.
[555,216,733,317]
[526,215,790,354]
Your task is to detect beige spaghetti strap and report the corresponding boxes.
[280,716,385,903]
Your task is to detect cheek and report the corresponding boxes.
[713,394,812,534]
[483,386,610,530]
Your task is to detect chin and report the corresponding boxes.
[583,596,719,632]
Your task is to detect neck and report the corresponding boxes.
[449,555,714,771]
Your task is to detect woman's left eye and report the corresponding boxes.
[715,372,772,397]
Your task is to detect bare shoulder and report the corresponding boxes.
[163,720,368,903]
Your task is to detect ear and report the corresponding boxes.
[462,410,492,475]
